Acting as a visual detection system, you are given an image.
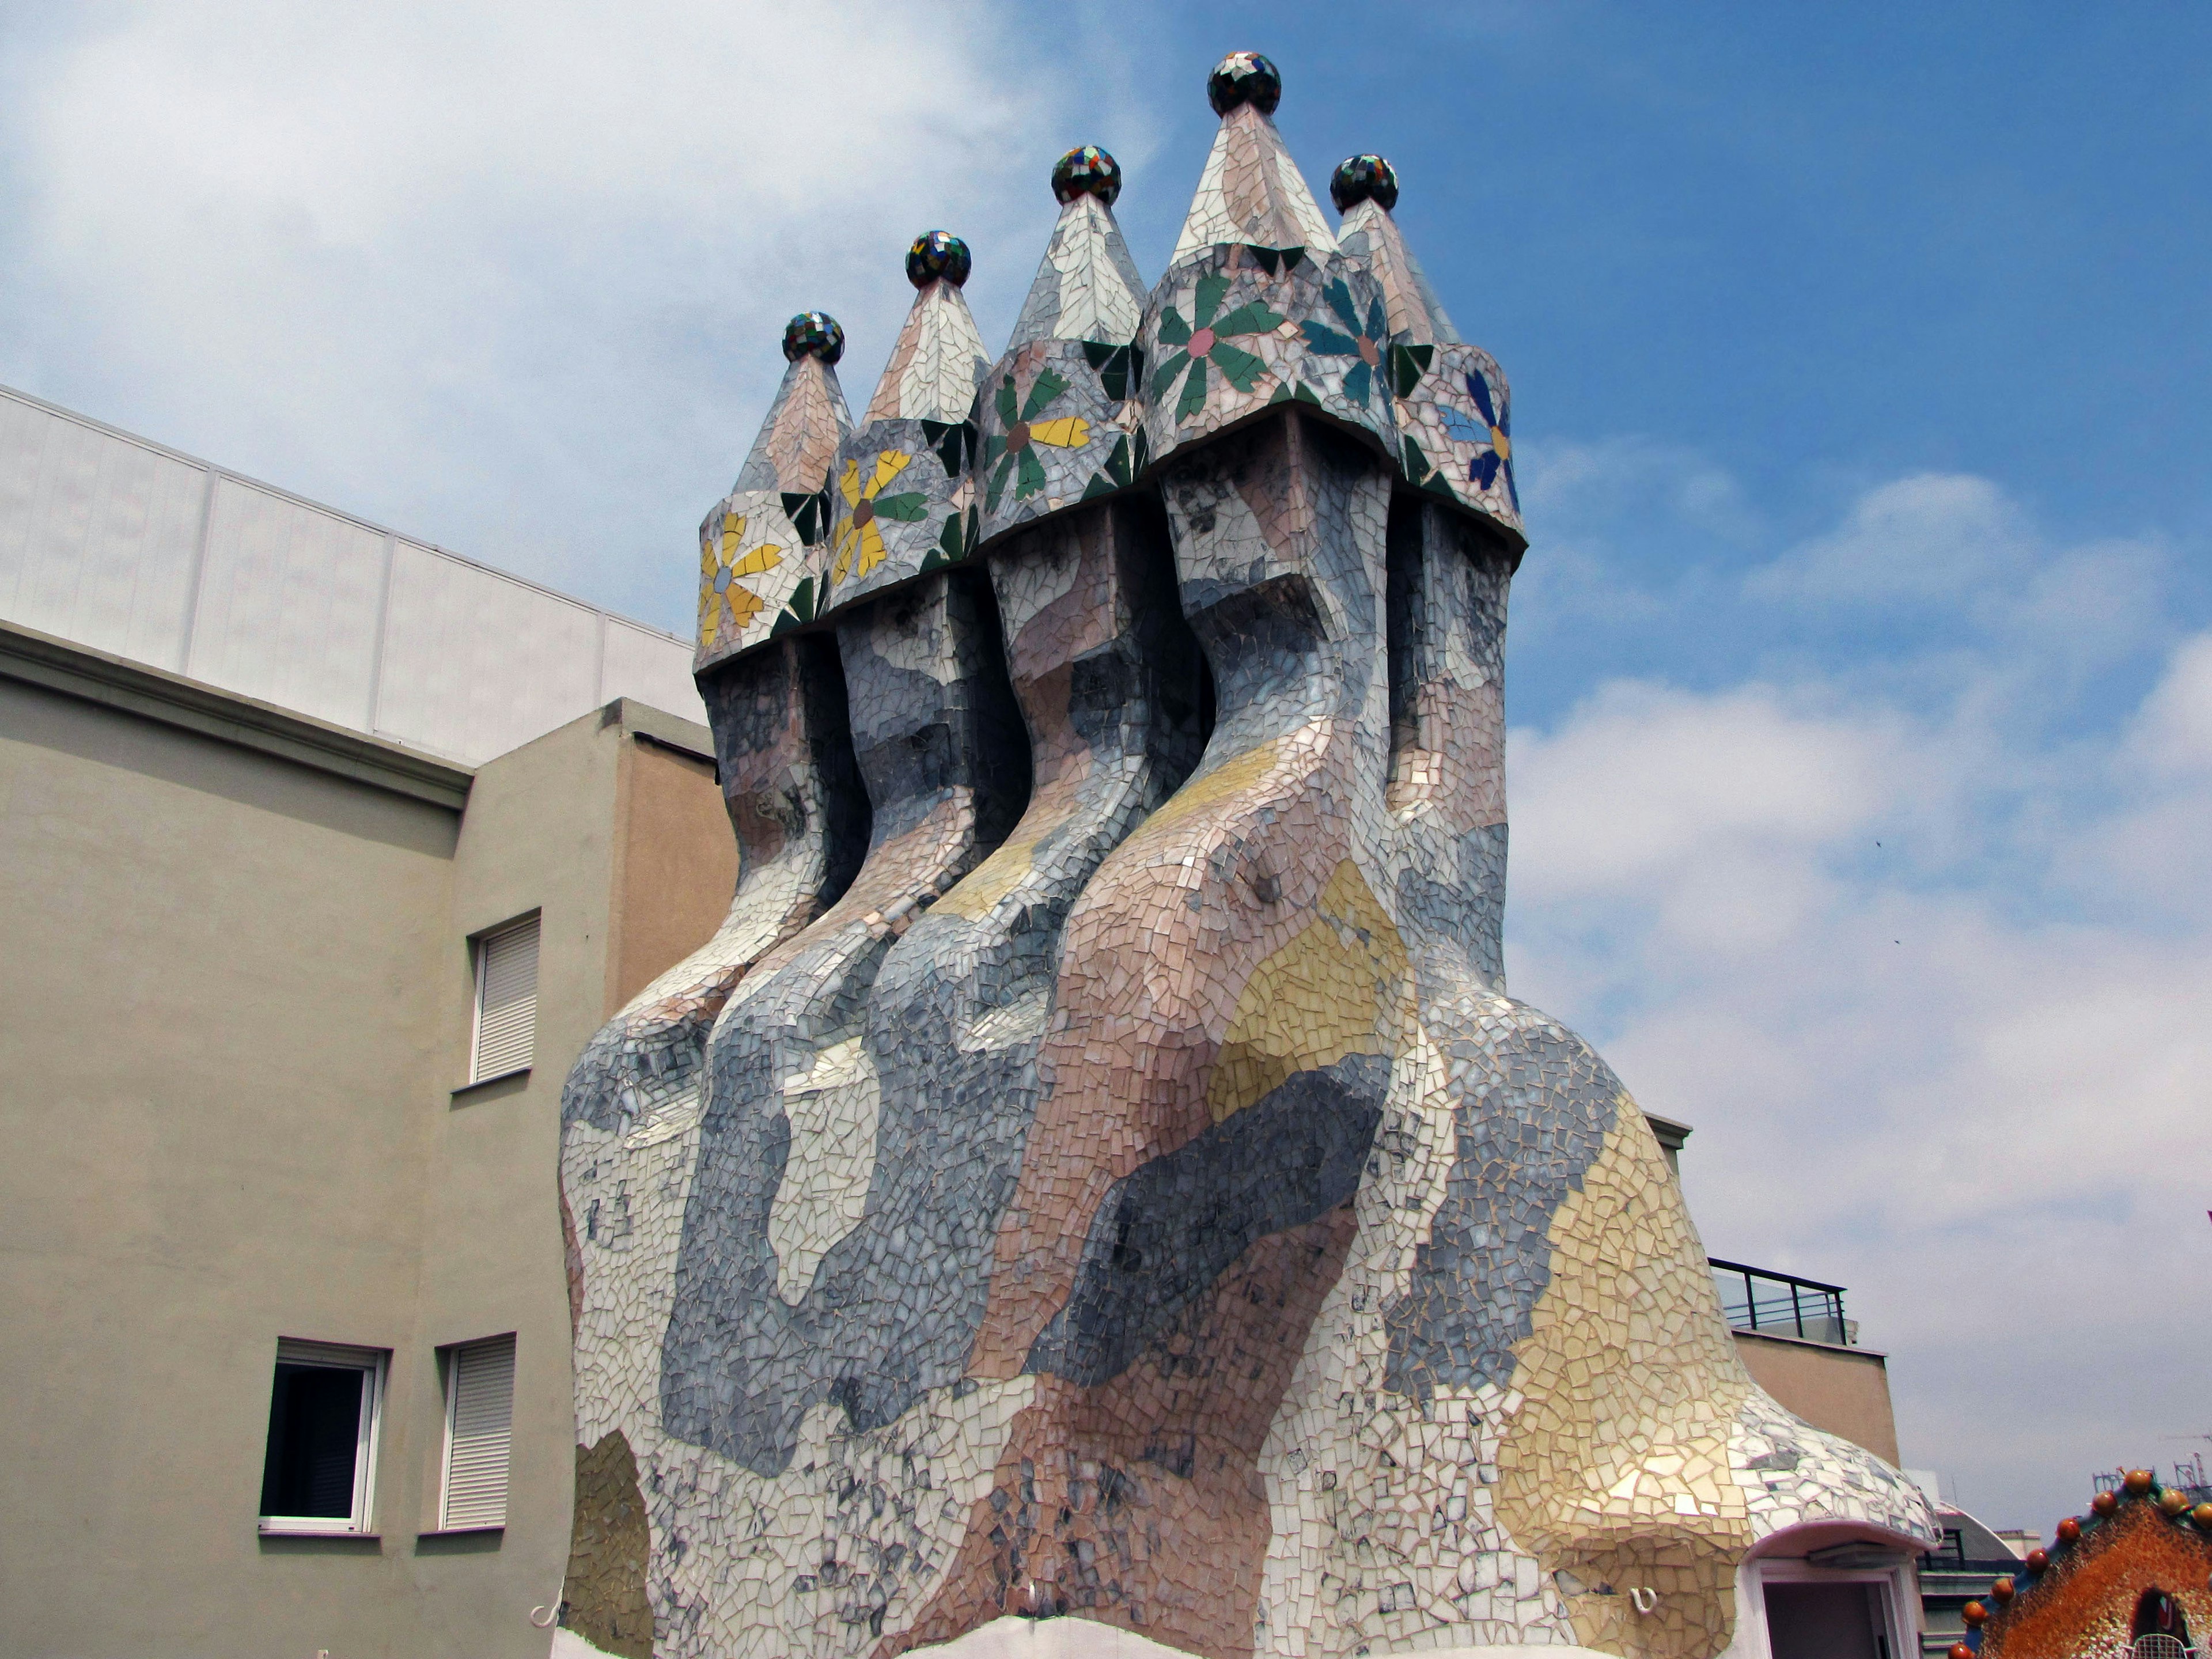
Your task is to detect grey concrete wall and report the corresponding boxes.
[0,646,732,1657]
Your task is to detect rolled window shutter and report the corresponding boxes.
[442,1335,515,1529]
[472,918,538,1081]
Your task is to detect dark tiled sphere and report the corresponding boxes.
[906,230,972,289]
[1331,154,1399,213]
[1052,145,1122,207]
[1207,51,1281,117]
[781,310,846,365]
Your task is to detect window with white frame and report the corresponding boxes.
[258,1339,387,1534]
[440,1334,517,1530]
[470,914,540,1082]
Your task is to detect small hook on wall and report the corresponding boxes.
[1628,1585,1660,1615]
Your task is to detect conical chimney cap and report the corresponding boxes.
[733,311,855,495]
[1331,157,1460,346]
[1009,146,1149,349]
[1170,53,1338,266]
[862,231,989,424]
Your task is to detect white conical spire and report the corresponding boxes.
[1336,198,1460,346]
[1330,156,1459,345]
[733,321,854,494]
[861,231,988,425]
[1170,55,1337,266]
[1009,193,1147,350]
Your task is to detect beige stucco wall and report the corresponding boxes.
[0,672,466,1656]
[0,643,732,1658]
[608,734,739,1014]
[1732,1330,1903,1467]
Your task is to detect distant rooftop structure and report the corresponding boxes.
[0,382,704,766]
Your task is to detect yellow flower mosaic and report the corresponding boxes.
[830,450,929,588]
[698,512,784,649]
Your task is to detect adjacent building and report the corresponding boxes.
[1,384,732,1656]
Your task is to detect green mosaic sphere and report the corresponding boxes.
[781,311,845,365]
[1052,145,1122,207]
[1207,51,1281,117]
[906,229,972,289]
[1331,154,1399,214]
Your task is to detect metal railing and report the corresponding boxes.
[1709,1258,1854,1346]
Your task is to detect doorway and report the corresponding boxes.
[1763,1581,1892,1659]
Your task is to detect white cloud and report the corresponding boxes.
[1749,471,2027,601]
[0,1,1157,627]
[1506,469,2212,1527]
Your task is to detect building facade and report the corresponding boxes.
[1,592,728,1651]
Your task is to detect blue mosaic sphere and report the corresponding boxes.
[781,310,845,365]
[1207,51,1281,117]
[1330,154,1399,214]
[1052,145,1122,207]
[905,230,972,289]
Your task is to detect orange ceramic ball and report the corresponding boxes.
[1950,1646,1975,1659]
[1992,1576,2016,1602]
[2057,1517,2083,1544]
[1963,1601,1988,1627]
[2125,1469,2155,1497]
[2092,1491,2119,1517]
[2194,1503,2212,1529]
[2026,1547,2050,1571]
[2162,1488,2190,1516]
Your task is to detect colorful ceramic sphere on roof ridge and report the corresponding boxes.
[1051,145,1122,206]
[781,310,845,365]
[2125,1468,2156,1497]
[1207,50,1281,116]
[2092,1490,2119,1517]
[906,230,972,289]
[1330,154,1400,213]
[2057,1517,2084,1544]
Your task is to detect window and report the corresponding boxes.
[259,1340,386,1534]
[471,914,539,1082]
[440,1335,517,1530]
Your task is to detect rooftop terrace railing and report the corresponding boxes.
[1709,1258,1856,1346]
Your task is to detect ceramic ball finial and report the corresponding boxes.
[781,311,846,365]
[905,230,972,289]
[1207,51,1281,117]
[1331,154,1399,213]
[1052,145,1123,207]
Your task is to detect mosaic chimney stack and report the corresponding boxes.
[557,52,1937,1659]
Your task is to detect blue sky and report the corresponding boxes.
[4,1,2207,1529]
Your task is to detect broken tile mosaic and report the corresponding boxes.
[559,47,1937,1659]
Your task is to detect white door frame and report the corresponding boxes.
[1733,1554,1922,1659]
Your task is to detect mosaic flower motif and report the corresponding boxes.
[983,368,1092,510]
[698,513,783,648]
[1152,271,1285,423]
[1299,278,1389,408]
[1441,367,1517,510]
[831,450,929,586]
